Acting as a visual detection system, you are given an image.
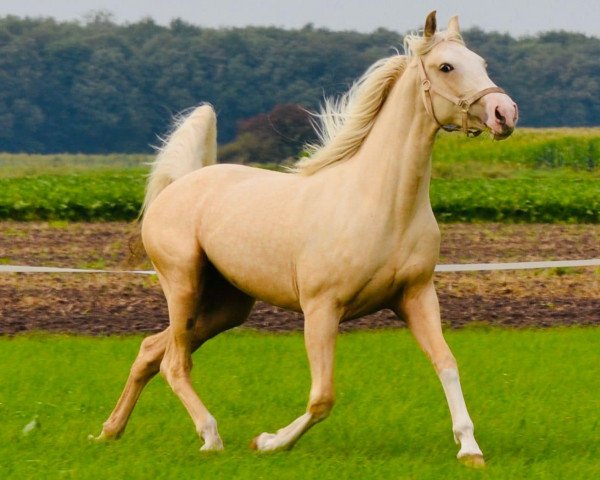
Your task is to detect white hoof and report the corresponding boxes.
[198,415,223,452]
[457,441,483,459]
[250,432,280,452]
[200,438,224,452]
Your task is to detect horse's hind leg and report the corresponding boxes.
[397,280,484,468]
[90,328,169,441]
[91,261,254,446]
[158,266,222,450]
[158,255,256,451]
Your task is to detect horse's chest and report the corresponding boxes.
[333,228,440,316]
[319,259,423,322]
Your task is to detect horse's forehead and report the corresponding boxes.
[430,41,484,66]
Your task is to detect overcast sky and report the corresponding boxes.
[1,0,599,38]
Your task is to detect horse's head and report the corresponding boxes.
[408,11,518,140]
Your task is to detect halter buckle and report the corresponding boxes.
[421,79,431,91]
[458,99,470,112]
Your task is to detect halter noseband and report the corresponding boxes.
[417,57,505,137]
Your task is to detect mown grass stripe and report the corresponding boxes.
[0,329,598,479]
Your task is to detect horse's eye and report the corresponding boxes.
[439,63,454,73]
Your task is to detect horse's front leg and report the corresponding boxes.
[395,280,484,468]
[251,304,339,451]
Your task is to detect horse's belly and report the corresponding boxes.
[199,209,302,311]
[206,246,301,311]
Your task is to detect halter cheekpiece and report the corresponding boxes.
[417,57,505,137]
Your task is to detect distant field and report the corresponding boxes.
[1,328,598,479]
[432,127,600,177]
[0,154,151,177]
[1,128,599,222]
[0,170,145,221]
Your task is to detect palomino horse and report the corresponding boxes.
[91,12,517,467]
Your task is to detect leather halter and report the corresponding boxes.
[417,57,506,137]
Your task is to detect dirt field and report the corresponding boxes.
[0,222,598,335]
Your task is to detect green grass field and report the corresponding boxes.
[1,328,598,479]
[1,128,599,222]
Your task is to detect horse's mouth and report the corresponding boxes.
[491,125,514,141]
[467,122,513,140]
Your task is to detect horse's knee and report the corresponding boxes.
[130,356,160,381]
[160,354,192,392]
[308,395,335,421]
[131,335,166,380]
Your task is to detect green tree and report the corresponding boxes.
[220,103,316,164]
[0,16,598,153]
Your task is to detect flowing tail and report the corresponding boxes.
[129,104,217,260]
[140,104,217,219]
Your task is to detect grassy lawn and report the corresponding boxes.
[0,328,598,479]
[1,128,599,222]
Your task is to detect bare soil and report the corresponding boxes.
[0,222,598,335]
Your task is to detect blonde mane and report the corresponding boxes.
[295,30,464,176]
[294,55,409,175]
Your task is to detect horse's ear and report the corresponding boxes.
[448,15,460,34]
[424,10,437,38]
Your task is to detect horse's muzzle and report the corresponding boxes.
[484,93,518,140]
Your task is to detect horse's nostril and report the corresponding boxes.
[495,107,506,125]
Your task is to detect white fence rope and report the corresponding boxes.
[0,265,155,274]
[434,259,600,272]
[0,259,598,275]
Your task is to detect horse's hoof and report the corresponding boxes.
[249,433,279,452]
[88,430,118,443]
[200,438,224,452]
[459,453,486,469]
[200,444,224,453]
[250,433,269,451]
[88,432,107,443]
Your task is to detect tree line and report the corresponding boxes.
[0,13,598,155]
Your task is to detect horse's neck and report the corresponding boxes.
[347,66,438,221]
